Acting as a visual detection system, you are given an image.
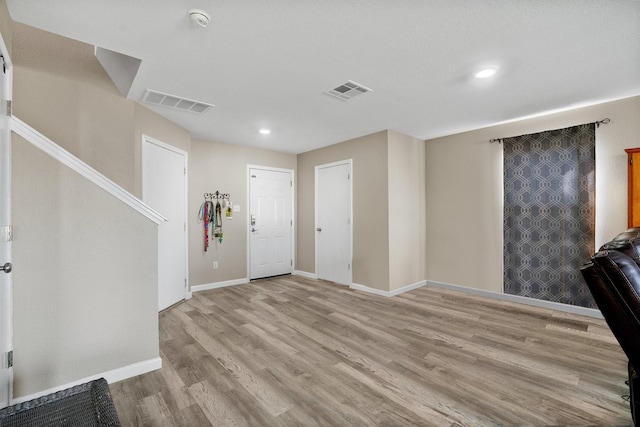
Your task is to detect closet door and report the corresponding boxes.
[0,34,12,408]
[315,160,352,286]
[142,136,188,311]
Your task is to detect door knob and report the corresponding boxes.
[1,262,11,273]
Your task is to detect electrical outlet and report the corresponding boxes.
[213,261,219,269]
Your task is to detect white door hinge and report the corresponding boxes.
[0,100,11,117]
[2,225,13,242]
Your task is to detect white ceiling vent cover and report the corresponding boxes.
[325,80,372,101]
[141,89,214,114]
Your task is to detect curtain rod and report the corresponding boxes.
[489,118,610,144]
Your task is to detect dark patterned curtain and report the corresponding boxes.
[503,123,596,308]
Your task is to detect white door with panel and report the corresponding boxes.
[316,160,352,286]
[0,35,12,408]
[142,136,188,311]
[249,167,293,280]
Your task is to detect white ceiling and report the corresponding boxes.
[6,0,640,154]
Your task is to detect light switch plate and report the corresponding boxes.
[233,205,241,212]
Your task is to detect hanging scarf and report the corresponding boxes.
[214,201,223,243]
[198,199,214,251]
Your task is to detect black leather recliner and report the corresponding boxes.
[581,229,640,426]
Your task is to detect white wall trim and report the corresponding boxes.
[11,357,162,405]
[293,270,318,279]
[191,278,248,293]
[426,280,603,318]
[350,280,427,297]
[11,117,166,225]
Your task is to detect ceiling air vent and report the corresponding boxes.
[325,80,372,101]
[141,89,214,114]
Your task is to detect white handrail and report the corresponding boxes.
[10,116,166,225]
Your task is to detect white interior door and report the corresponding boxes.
[0,35,12,408]
[142,136,188,311]
[316,160,352,285]
[249,167,293,280]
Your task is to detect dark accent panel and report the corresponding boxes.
[504,123,596,308]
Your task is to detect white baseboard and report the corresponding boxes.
[425,280,603,319]
[350,280,427,297]
[191,278,248,293]
[293,270,318,279]
[12,356,162,404]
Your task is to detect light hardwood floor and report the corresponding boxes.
[110,275,632,426]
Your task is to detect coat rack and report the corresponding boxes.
[199,191,231,250]
[204,191,230,202]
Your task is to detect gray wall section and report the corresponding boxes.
[11,134,159,398]
[388,131,426,291]
[297,131,390,291]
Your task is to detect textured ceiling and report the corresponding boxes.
[6,0,640,154]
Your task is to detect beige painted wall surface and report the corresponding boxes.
[425,95,640,293]
[297,131,390,291]
[12,23,137,193]
[12,23,191,200]
[0,1,11,57]
[388,131,426,291]
[11,134,159,398]
[189,138,296,286]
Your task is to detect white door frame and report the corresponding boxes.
[315,159,353,285]
[141,135,190,305]
[246,165,295,280]
[0,33,13,407]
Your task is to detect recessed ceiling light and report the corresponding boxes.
[475,67,498,79]
[259,129,271,135]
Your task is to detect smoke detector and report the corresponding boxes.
[188,9,210,28]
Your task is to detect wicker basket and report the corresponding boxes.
[0,378,120,426]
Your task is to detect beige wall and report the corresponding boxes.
[425,95,640,293]
[6,18,187,397]
[12,134,159,397]
[11,23,191,198]
[388,131,426,291]
[297,131,390,291]
[189,138,296,286]
[0,0,10,57]
[12,23,136,193]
